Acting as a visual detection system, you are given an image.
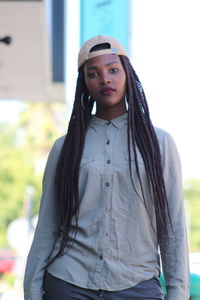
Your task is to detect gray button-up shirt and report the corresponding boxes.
[24,113,189,300]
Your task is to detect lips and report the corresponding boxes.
[100,86,116,96]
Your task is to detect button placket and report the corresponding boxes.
[105,129,111,165]
[96,122,112,277]
[104,123,112,191]
[105,122,111,147]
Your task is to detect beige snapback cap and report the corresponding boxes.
[78,35,129,69]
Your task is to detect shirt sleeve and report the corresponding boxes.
[159,132,190,300]
[23,139,61,300]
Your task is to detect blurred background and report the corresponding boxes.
[0,0,200,299]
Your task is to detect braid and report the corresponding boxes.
[48,68,94,264]
[120,55,172,244]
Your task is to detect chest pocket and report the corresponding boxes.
[80,152,106,176]
[124,150,145,176]
[80,154,94,168]
[124,150,144,165]
[127,150,145,182]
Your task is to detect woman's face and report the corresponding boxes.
[84,54,126,116]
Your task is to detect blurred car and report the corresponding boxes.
[0,250,16,273]
[189,253,200,300]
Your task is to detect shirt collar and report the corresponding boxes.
[89,113,127,131]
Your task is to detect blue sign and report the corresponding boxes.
[80,0,130,53]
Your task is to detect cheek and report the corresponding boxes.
[87,85,95,96]
[87,83,98,97]
[84,78,96,94]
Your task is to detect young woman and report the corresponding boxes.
[24,35,189,300]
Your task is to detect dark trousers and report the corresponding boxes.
[43,271,164,300]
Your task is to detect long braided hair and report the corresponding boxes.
[49,52,171,265]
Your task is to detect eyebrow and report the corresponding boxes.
[86,60,120,71]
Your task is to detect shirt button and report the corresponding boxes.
[107,159,111,164]
[99,255,103,260]
[105,182,109,187]
[107,121,111,125]
[106,140,110,145]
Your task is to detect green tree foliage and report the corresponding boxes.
[183,179,200,252]
[0,101,67,248]
[18,102,66,153]
[0,122,40,246]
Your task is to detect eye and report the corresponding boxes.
[110,68,119,73]
[88,72,98,79]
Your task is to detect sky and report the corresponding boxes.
[132,0,200,180]
[0,0,200,180]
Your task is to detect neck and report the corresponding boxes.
[95,103,127,121]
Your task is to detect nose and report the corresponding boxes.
[100,72,111,85]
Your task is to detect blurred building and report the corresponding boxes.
[0,0,64,102]
[0,0,131,105]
